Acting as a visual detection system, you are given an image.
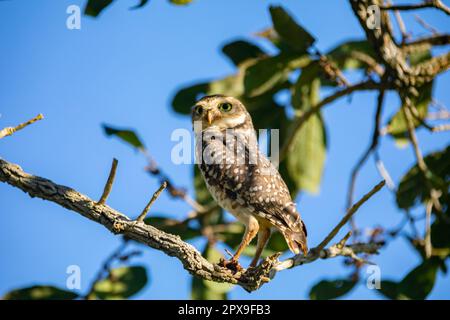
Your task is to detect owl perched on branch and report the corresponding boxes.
[192,95,308,270]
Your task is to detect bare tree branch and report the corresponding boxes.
[97,158,118,206]
[380,0,450,16]
[350,0,449,87]
[0,157,385,292]
[136,181,167,222]
[346,89,386,210]
[0,114,44,139]
[315,180,386,253]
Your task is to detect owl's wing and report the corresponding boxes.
[219,141,303,233]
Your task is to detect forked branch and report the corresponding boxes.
[0,157,385,292]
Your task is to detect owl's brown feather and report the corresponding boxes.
[193,95,308,267]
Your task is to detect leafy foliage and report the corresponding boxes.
[378,259,440,300]
[84,0,114,17]
[287,78,326,194]
[309,278,357,300]
[92,266,148,299]
[103,124,145,149]
[3,285,79,300]
[8,1,446,301]
[222,40,266,66]
[84,0,192,17]
[386,50,433,146]
[396,146,450,209]
[269,6,315,54]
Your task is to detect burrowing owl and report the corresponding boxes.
[192,95,307,269]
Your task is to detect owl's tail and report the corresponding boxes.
[282,220,308,255]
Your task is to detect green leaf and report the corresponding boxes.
[386,82,433,146]
[171,82,209,114]
[169,0,193,5]
[3,285,79,300]
[387,49,433,146]
[191,244,231,299]
[431,219,450,254]
[222,40,266,66]
[269,6,315,54]
[377,259,439,300]
[309,279,357,300]
[396,146,450,209]
[244,53,310,97]
[143,216,201,240]
[93,266,148,299]
[131,0,149,9]
[171,73,246,115]
[208,74,244,98]
[103,124,145,149]
[378,280,400,300]
[84,0,114,17]
[326,40,376,70]
[287,78,327,194]
[398,259,439,299]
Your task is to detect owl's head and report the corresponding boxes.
[192,95,253,132]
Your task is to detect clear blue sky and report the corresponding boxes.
[0,0,449,299]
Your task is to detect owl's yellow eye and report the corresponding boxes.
[219,103,232,112]
[194,106,204,116]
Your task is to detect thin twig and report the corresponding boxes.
[84,240,129,299]
[403,99,443,244]
[380,1,450,16]
[425,200,433,258]
[97,158,118,206]
[315,180,386,253]
[388,0,410,44]
[347,89,385,210]
[140,148,205,212]
[414,14,440,34]
[0,114,44,139]
[136,181,167,222]
[374,152,395,190]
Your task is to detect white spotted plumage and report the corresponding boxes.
[192,95,308,267]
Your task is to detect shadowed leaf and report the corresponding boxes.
[93,266,148,299]
[3,285,79,300]
[327,40,376,70]
[103,124,145,149]
[378,280,399,300]
[172,82,209,114]
[269,6,315,53]
[84,0,114,17]
[396,146,450,209]
[387,49,433,146]
[131,0,150,9]
[222,39,266,66]
[309,279,357,300]
[244,53,309,97]
[378,259,439,300]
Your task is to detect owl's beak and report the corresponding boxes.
[206,110,214,125]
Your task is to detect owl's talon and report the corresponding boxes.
[218,258,243,272]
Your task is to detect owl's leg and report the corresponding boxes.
[219,217,259,271]
[249,227,271,267]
